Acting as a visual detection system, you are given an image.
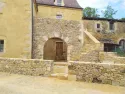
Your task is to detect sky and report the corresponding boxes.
[77,0,125,19]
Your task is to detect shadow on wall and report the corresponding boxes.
[43,37,67,62]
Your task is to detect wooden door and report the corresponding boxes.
[56,42,64,61]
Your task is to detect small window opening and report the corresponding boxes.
[97,24,100,28]
[57,0,62,6]
[56,14,63,19]
[109,21,115,30]
[0,40,4,52]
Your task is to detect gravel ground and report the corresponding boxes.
[0,72,124,94]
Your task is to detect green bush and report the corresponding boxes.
[114,48,125,57]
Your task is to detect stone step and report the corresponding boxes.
[54,62,69,66]
[53,65,68,73]
[50,73,68,80]
[102,60,114,64]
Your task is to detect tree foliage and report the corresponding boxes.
[83,7,100,18]
[121,18,125,21]
[101,5,117,19]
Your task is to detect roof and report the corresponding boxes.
[99,39,119,45]
[83,17,125,22]
[36,0,82,9]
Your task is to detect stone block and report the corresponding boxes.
[102,80,112,84]
[112,81,120,86]
[68,74,76,81]
[47,67,51,71]
[119,80,125,86]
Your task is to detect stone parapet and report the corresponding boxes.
[69,61,125,87]
[99,52,125,64]
[0,58,53,76]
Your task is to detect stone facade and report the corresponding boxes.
[69,61,125,87]
[0,58,53,76]
[33,17,84,60]
[83,20,125,44]
[82,20,125,61]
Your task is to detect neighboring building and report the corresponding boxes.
[83,17,125,53]
[0,0,125,62]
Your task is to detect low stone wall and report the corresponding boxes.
[99,52,125,64]
[69,61,125,87]
[0,58,53,76]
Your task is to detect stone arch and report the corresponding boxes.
[117,38,125,44]
[119,39,125,51]
[43,37,67,61]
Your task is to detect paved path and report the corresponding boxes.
[0,72,124,94]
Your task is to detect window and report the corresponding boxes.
[0,40,4,52]
[97,23,100,28]
[96,23,101,33]
[109,21,114,30]
[57,0,62,6]
[56,14,63,19]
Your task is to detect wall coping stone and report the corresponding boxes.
[0,57,53,62]
[69,61,125,66]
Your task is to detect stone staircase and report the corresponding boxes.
[50,62,69,80]
[71,43,100,62]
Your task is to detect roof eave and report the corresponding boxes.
[36,3,83,9]
[82,17,125,22]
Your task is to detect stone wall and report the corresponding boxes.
[99,52,125,64]
[69,61,125,87]
[83,20,125,44]
[78,32,101,62]
[71,30,102,62]
[0,58,53,76]
[33,17,83,60]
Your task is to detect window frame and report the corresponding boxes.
[56,13,63,19]
[97,23,100,29]
[0,40,4,53]
[95,22,102,33]
[109,21,115,31]
[57,0,62,6]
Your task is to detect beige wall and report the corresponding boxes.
[36,5,82,21]
[0,0,32,58]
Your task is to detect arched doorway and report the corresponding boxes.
[119,39,125,52]
[43,38,67,61]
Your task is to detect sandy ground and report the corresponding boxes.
[0,72,124,94]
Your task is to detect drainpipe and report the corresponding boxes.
[31,0,34,59]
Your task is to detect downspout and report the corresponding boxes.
[31,0,34,59]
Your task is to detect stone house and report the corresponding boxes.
[83,17,125,53]
[0,0,125,62]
